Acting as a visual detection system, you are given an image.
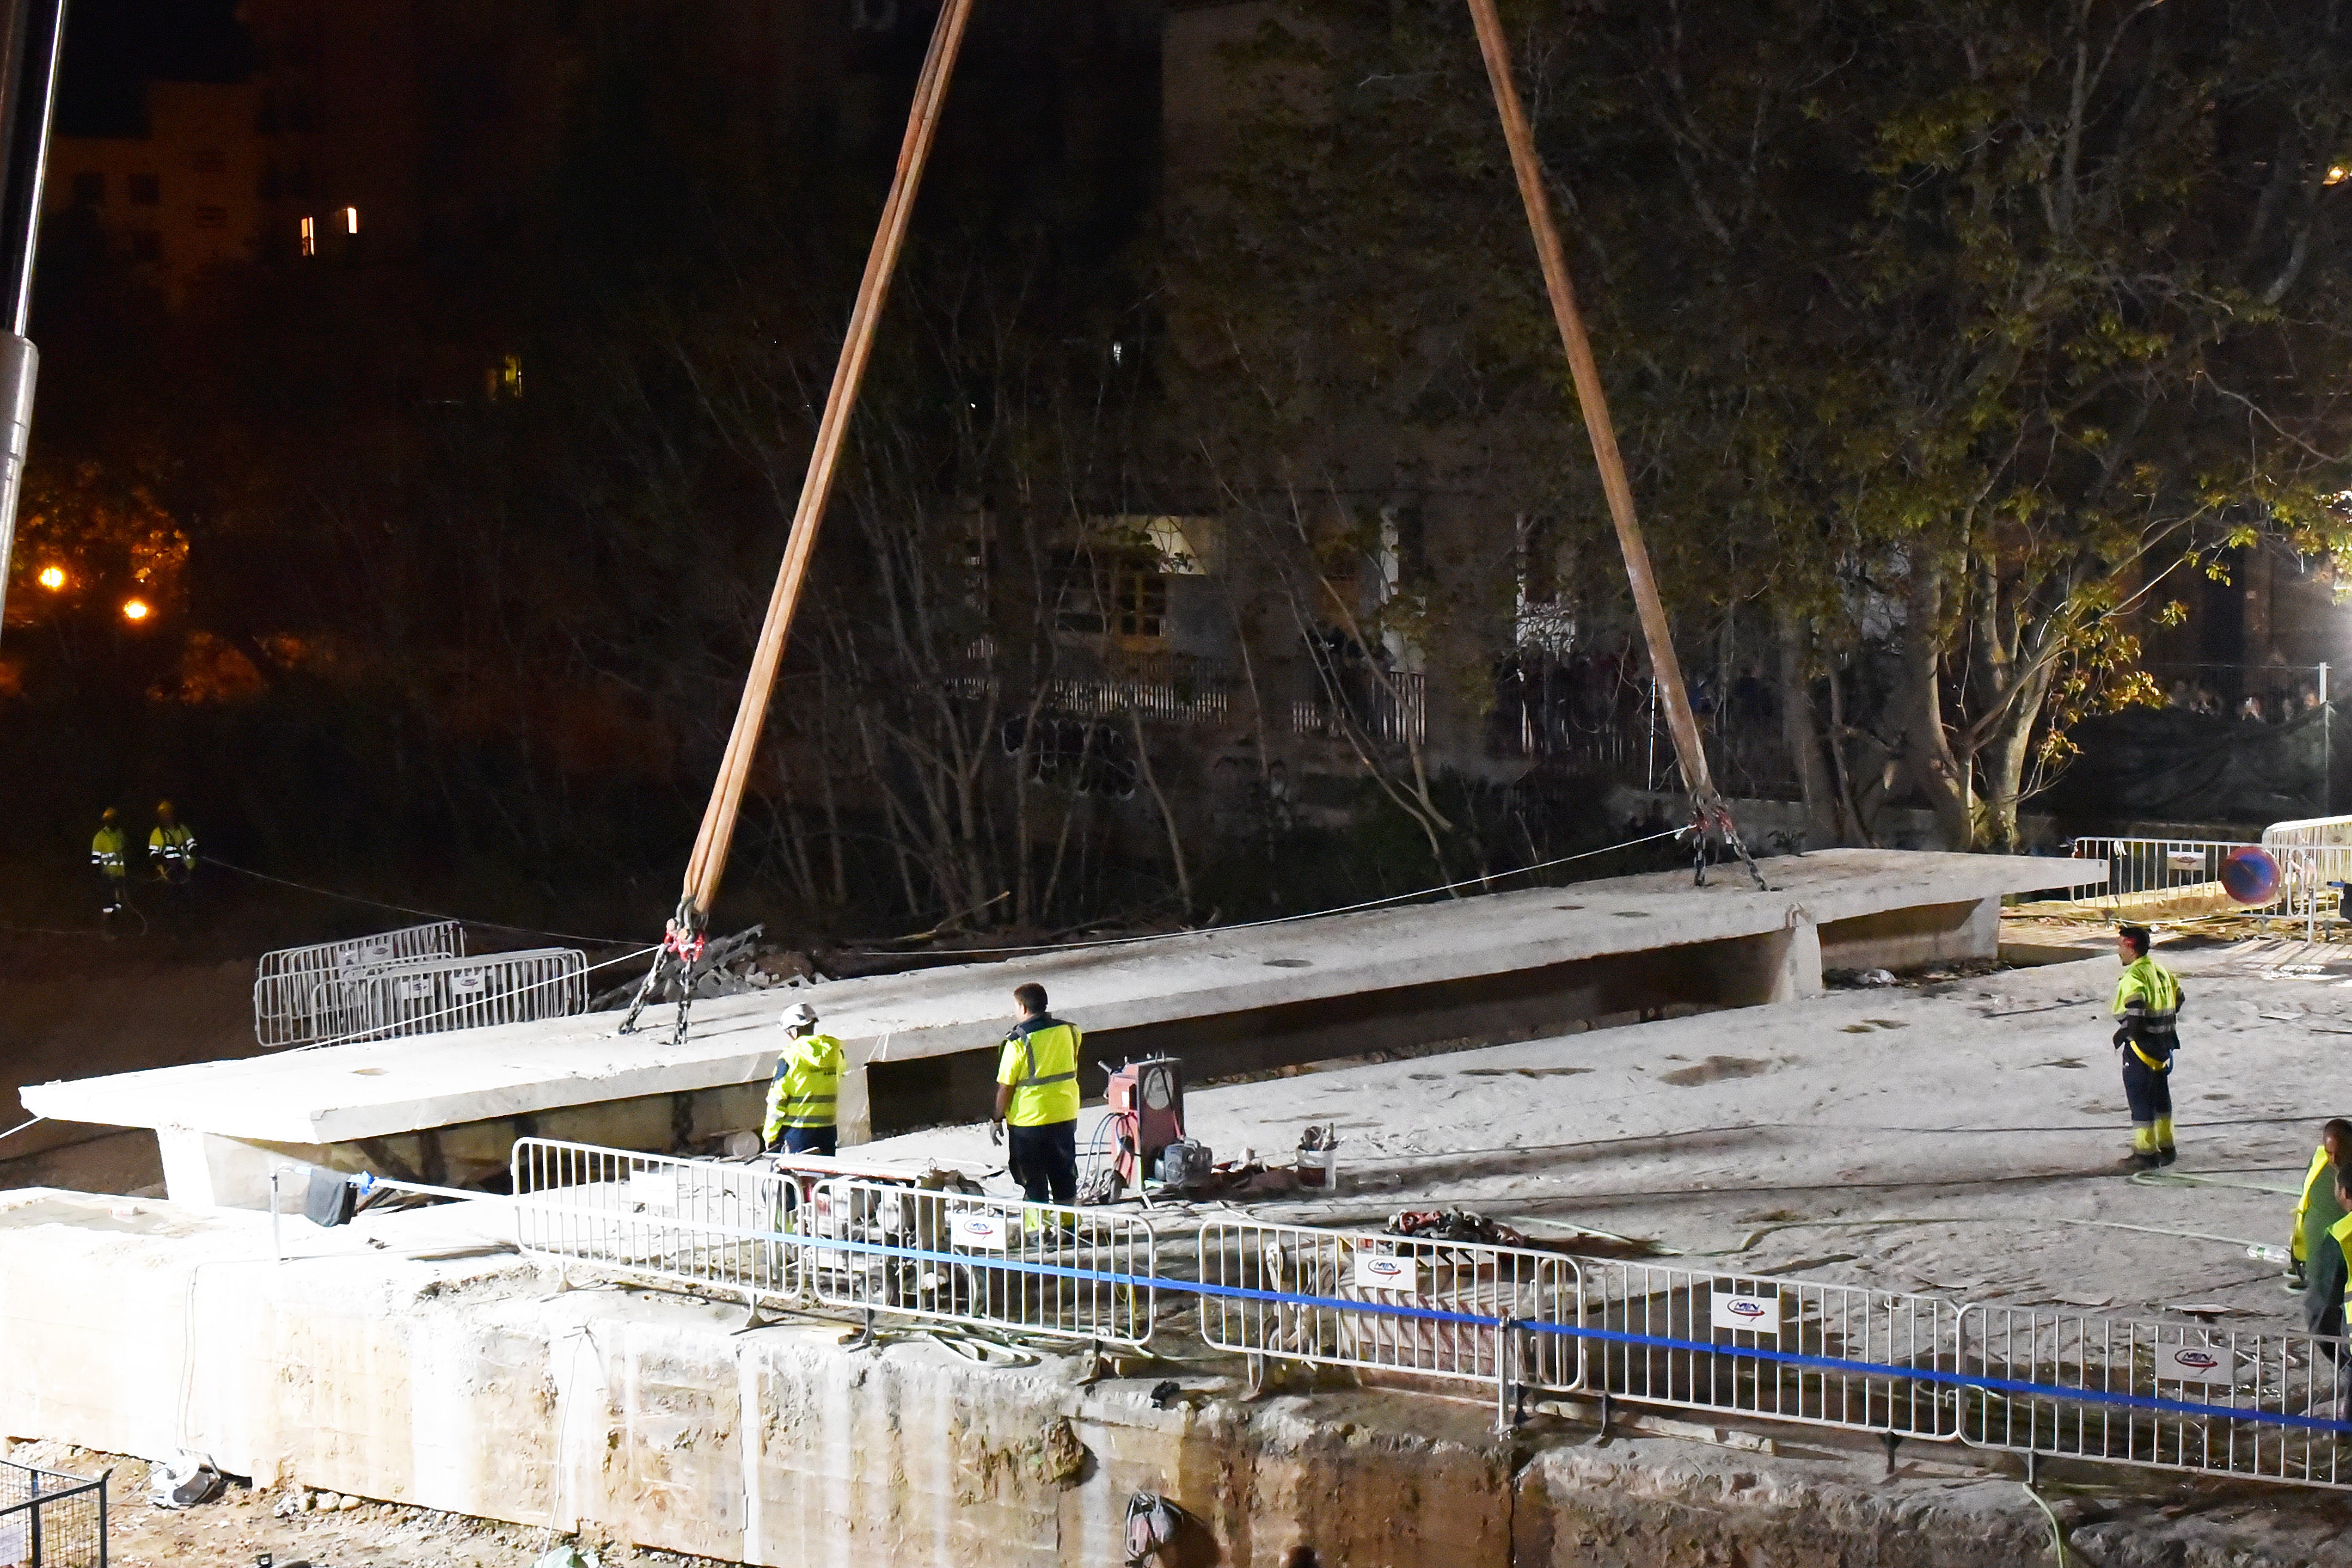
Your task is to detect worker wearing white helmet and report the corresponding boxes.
[764,1000,844,1156]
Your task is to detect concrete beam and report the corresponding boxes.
[22,850,2086,1206]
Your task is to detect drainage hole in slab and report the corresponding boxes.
[1264,958,1313,968]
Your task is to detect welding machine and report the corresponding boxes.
[1104,1056,1185,1187]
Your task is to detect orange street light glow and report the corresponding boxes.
[121,598,151,621]
[35,565,63,590]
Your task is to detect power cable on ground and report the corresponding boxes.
[846,826,1690,958]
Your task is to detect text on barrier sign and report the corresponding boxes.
[2158,1343,2246,1386]
[1710,1288,1780,1336]
[1352,1254,1420,1294]
[953,1212,1011,1251]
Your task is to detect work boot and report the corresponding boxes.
[2118,1151,2161,1172]
[2157,1147,2178,1167]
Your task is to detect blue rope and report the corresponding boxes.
[561,1212,2352,1437]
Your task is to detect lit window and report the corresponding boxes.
[121,599,151,622]
[499,353,522,397]
[2331,166,2350,188]
[35,565,64,590]
[343,206,359,234]
[127,173,159,205]
[299,215,315,256]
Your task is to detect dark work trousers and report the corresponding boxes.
[2311,1233,2349,1361]
[1006,1119,1079,1206]
[783,1125,837,1158]
[2120,1055,2172,1133]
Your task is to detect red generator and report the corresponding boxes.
[1103,1057,1185,1189]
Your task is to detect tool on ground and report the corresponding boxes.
[1296,1123,1339,1190]
[621,0,976,1047]
[1463,0,1765,892]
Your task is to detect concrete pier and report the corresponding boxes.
[20,850,2080,1209]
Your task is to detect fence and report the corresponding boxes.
[510,1138,802,1304]
[0,1463,105,1568]
[1196,1218,1581,1394]
[1961,1304,2347,1487]
[503,1137,2352,1494]
[1290,670,1427,751]
[803,1177,1156,1348]
[1578,1261,1961,1438]
[2047,836,2336,933]
[333,948,586,1042]
[252,920,464,1046]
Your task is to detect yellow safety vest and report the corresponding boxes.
[2293,1144,2346,1264]
[90,826,126,876]
[2112,956,2181,1071]
[997,1017,1082,1128]
[764,1033,843,1142]
[2330,1212,2352,1319]
[149,822,196,865]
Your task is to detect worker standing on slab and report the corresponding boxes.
[2289,1120,2352,1342]
[2111,924,2182,1171]
[90,807,127,924]
[147,800,196,884]
[763,1001,844,1157]
[993,982,1081,1208]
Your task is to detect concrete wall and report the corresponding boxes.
[1817,897,1998,975]
[3,1190,2331,1568]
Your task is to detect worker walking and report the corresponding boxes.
[993,982,1081,1208]
[148,800,197,885]
[90,807,128,924]
[2290,1120,2352,1349]
[2111,923,2182,1171]
[763,1001,844,1157]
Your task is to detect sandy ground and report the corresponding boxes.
[865,933,2345,1325]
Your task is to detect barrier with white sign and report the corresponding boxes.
[334,947,586,1042]
[1196,1218,1582,1393]
[252,920,464,1046]
[1579,1261,1961,1437]
[803,1177,1156,1347]
[510,1137,802,1307]
[1959,1304,2348,1487]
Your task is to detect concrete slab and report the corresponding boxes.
[20,849,2082,1208]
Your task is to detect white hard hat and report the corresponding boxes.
[780,1001,819,1030]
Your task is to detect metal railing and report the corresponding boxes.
[1959,1304,2348,1487]
[0,1464,105,1567]
[500,1137,2352,1493]
[1576,1262,1962,1438]
[252,920,464,1046]
[803,1177,1156,1348]
[2044,836,2340,934]
[333,947,586,1042]
[1196,1218,1581,1394]
[2264,815,2352,887]
[510,1138,802,1304]
[1290,670,1427,751]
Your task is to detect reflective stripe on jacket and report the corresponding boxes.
[2113,955,2182,1071]
[764,1032,844,1143]
[997,1016,1082,1128]
[91,827,126,874]
[149,823,196,863]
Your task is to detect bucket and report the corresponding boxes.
[1296,1145,1338,1190]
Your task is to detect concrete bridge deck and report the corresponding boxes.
[20,848,2084,1208]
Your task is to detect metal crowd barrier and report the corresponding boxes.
[510,1138,801,1304]
[252,920,464,1046]
[335,947,586,1042]
[804,1177,1156,1348]
[0,1462,106,1567]
[500,1137,2352,1493]
[1960,1304,2348,1488]
[1576,1261,1962,1438]
[1196,1218,1581,1394]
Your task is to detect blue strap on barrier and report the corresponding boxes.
[526,1199,2352,1438]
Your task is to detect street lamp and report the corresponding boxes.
[120,597,149,621]
[33,564,60,589]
